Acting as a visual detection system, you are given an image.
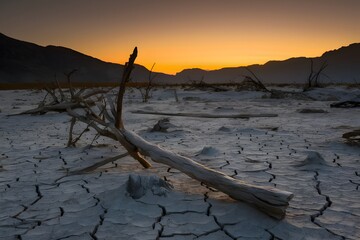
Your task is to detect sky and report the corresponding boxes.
[1,0,360,74]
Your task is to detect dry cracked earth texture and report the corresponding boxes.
[0,88,359,240]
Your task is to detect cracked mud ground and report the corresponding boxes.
[1,89,359,240]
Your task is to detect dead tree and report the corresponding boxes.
[243,67,272,93]
[242,67,312,100]
[10,72,110,116]
[304,59,328,91]
[66,47,294,219]
[138,63,156,103]
[187,75,227,92]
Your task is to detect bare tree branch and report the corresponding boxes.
[244,67,271,93]
[64,69,78,98]
[115,47,138,129]
[70,153,129,174]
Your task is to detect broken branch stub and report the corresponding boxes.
[115,47,138,129]
[67,47,294,219]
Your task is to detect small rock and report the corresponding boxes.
[218,126,231,132]
[151,118,175,132]
[183,96,201,101]
[126,174,173,199]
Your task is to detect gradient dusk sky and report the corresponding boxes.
[1,0,359,74]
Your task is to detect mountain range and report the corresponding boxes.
[1,33,359,85]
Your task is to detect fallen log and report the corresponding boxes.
[121,128,293,219]
[132,110,278,119]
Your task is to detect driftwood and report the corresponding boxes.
[66,47,294,219]
[330,101,360,108]
[342,129,360,144]
[10,77,110,116]
[122,129,293,218]
[132,110,278,119]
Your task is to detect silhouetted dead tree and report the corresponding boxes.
[138,63,156,103]
[66,47,294,219]
[242,67,271,93]
[242,68,313,100]
[304,59,328,91]
[185,75,227,92]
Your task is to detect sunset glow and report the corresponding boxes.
[1,0,359,74]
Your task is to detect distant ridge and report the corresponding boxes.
[0,33,170,85]
[176,43,360,84]
[1,33,359,85]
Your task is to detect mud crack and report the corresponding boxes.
[219,160,230,170]
[310,171,345,239]
[349,180,359,190]
[90,205,107,240]
[204,191,236,240]
[265,229,284,240]
[155,204,166,240]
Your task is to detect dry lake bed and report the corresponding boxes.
[0,87,359,240]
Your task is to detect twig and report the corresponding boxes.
[131,110,278,118]
[69,153,129,174]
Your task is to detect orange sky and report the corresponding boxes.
[1,0,359,74]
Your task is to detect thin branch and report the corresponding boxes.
[89,133,100,147]
[307,59,314,89]
[66,108,117,141]
[69,153,129,174]
[64,69,78,98]
[131,110,278,119]
[245,67,271,93]
[70,124,91,147]
[105,95,117,119]
[67,117,77,147]
[82,88,112,100]
[44,86,59,103]
[55,75,65,102]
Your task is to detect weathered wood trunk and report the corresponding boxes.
[120,129,293,219]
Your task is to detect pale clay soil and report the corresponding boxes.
[0,87,359,240]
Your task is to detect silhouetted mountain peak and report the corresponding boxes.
[321,43,360,58]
